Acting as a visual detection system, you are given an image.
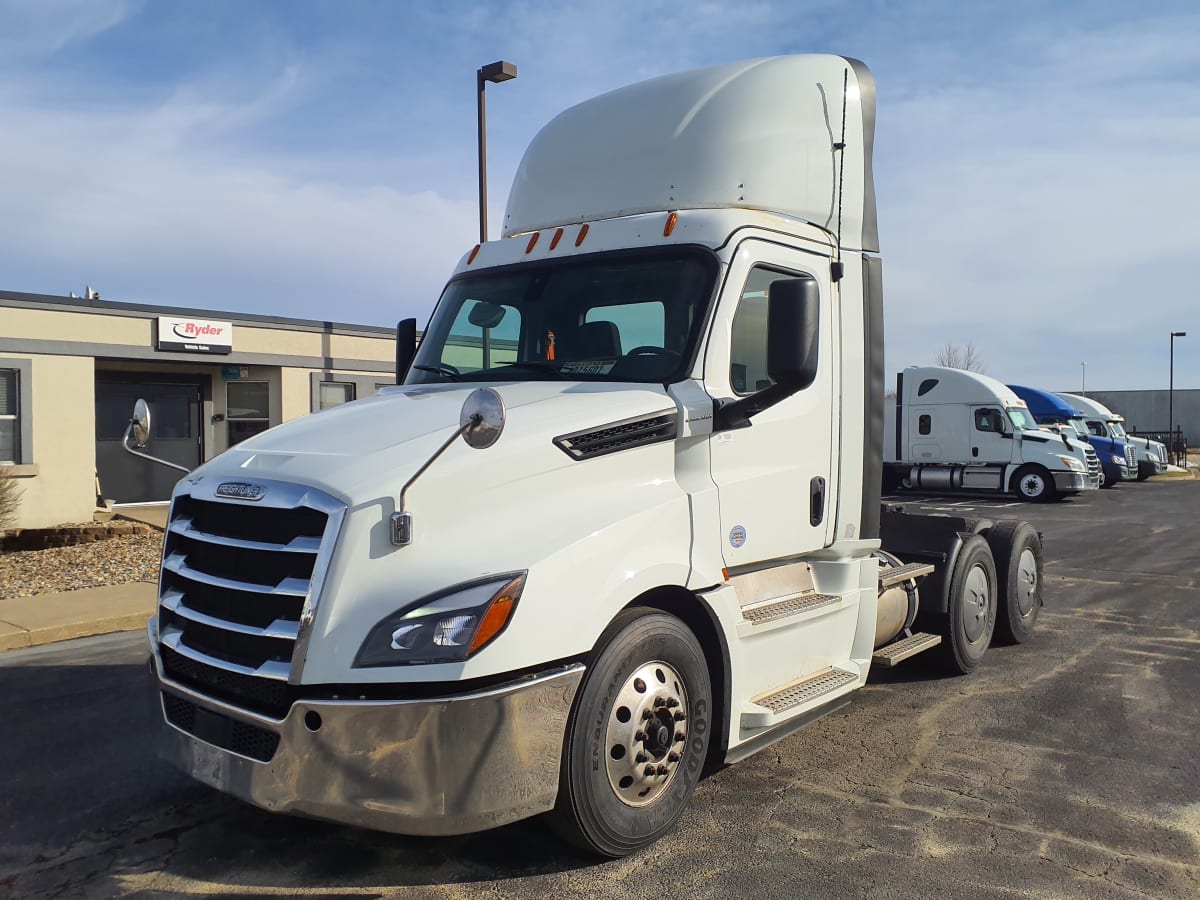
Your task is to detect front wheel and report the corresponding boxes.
[1012,464,1056,502]
[548,610,712,857]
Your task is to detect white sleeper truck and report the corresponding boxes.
[1058,393,1164,481]
[144,56,1046,857]
[884,366,1099,501]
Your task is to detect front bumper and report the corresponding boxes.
[1053,471,1089,493]
[1138,460,1167,478]
[149,639,585,836]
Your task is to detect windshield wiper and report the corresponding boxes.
[412,364,461,381]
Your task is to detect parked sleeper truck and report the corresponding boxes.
[883,366,1097,501]
[1009,385,1130,486]
[1058,393,1163,481]
[144,56,1046,857]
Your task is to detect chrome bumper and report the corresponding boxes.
[1053,471,1088,492]
[149,640,585,836]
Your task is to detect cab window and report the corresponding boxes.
[730,267,813,395]
[974,408,1007,433]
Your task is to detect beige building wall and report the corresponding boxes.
[9,354,98,529]
[2,295,398,530]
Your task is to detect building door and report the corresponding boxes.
[95,376,205,503]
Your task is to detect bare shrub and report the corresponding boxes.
[0,467,23,534]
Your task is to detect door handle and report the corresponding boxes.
[810,476,826,526]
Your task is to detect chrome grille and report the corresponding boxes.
[1083,445,1102,488]
[156,479,344,717]
[1125,444,1136,469]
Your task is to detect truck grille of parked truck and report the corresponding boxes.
[152,481,344,758]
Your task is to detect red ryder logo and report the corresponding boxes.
[172,322,226,339]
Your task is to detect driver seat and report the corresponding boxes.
[561,321,622,359]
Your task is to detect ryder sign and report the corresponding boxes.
[156,317,233,354]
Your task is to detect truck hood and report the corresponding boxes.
[190,380,678,505]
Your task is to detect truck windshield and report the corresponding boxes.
[407,249,717,385]
[1108,421,1127,439]
[1007,408,1039,431]
[1068,418,1089,437]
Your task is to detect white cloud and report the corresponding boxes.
[0,0,134,59]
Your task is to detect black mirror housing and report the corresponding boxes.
[714,277,820,431]
[396,318,418,381]
[767,278,819,389]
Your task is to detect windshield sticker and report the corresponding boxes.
[560,360,616,376]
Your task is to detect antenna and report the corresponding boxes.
[831,68,849,283]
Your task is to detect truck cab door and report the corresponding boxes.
[705,240,835,568]
[970,406,1013,463]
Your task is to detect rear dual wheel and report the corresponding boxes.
[548,610,711,858]
[935,534,998,674]
[987,521,1043,644]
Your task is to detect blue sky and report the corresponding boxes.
[1,0,1197,391]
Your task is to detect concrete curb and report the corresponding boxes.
[0,582,156,652]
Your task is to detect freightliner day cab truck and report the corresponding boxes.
[1059,392,1164,481]
[143,56,1047,857]
[884,366,1099,501]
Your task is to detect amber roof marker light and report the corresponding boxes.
[664,211,679,236]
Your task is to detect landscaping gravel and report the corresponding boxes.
[0,531,163,599]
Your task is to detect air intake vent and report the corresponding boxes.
[554,410,678,460]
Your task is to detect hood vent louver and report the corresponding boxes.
[554,410,679,460]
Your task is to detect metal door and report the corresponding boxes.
[96,378,204,503]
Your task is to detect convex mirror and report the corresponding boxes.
[131,398,151,447]
[460,387,505,449]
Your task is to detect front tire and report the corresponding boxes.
[934,535,998,674]
[1012,464,1056,502]
[986,521,1043,644]
[548,610,712,857]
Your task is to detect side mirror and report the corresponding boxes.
[714,277,821,431]
[131,398,151,447]
[396,318,417,381]
[767,278,820,389]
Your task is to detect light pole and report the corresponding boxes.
[1081,361,1086,395]
[476,60,517,244]
[1170,331,1187,462]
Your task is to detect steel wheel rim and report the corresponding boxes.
[963,564,991,643]
[604,661,688,807]
[1020,474,1045,498]
[1016,548,1038,615]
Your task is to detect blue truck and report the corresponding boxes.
[1007,385,1134,488]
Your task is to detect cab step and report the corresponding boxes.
[879,561,935,588]
[741,667,858,729]
[737,592,841,635]
[871,631,942,667]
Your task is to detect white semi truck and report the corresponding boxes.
[144,56,1047,857]
[1058,393,1165,480]
[885,366,1099,501]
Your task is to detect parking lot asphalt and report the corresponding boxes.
[1,479,1198,898]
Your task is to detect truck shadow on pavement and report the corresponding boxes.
[0,657,596,898]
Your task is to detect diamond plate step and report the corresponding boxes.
[742,667,858,729]
[871,632,942,667]
[740,592,840,629]
[879,561,935,588]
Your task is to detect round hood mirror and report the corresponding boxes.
[460,387,505,449]
[131,398,151,447]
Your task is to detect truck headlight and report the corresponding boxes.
[353,573,526,667]
[1111,455,1124,465]
[1146,451,1160,462]
[1059,455,1085,472]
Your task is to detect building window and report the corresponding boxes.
[319,381,356,410]
[227,381,270,445]
[0,369,17,463]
